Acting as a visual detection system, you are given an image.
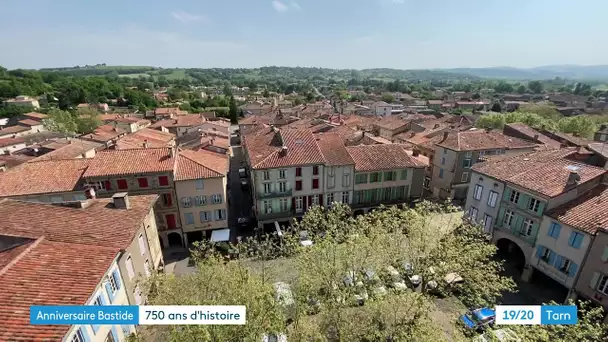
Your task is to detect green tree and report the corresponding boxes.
[519,103,562,121]
[74,107,101,133]
[43,108,78,135]
[381,93,395,103]
[557,116,596,138]
[528,80,543,94]
[491,102,502,112]
[516,85,526,94]
[229,95,238,124]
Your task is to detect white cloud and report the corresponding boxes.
[272,1,289,12]
[171,10,204,24]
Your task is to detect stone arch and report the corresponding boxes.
[495,236,528,272]
[167,232,183,247]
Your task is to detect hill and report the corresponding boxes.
[440,65,608,81]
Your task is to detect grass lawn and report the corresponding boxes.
[117,73,150,78]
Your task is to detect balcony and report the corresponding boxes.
[257,209,293,222]
[536,259,569,284]
[350,197,407,209]
[257,189,293,199]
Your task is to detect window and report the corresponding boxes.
[94,295,103,306]
[311,195,319,206]
[598,275,608,295]
[558,258,572,274]
[509,190,520,204]
[279,182,287,193]
[138,234,146,255]
[295,197,303,211]
[263,171,270,180]
[312,179,319,189]
[313,166,319,175]
[443,148,447,155]
[71,328,86,342]
[441,157,446,165]
[521,219,534,236]
[103,180,112,190]
[540,247,552,262]
[295,180,302,191]
[279,169,286,179]
[126,256,135,280]
[370,173,380,183]
[503,210,514,227]
[181,197,192,208]
[200,211,210,222]
[280,198,288,212]
[108,270,120,293]
[50,195,63,203]
[465,151,472,158]
[548,222,561,238]
[461,172,469,183]
[342,173,351,187]
[384,171,396,181]
[212,194,222,204]
[117,179,128,190]
[73,193,87,201]
[400,170,408,180]
[296,167,302,177]
[483,214,493,232]
[469,207,478,221]
[328,167,335,176]
[195,179,204,190]
[487,191,498,208]
[184,212,194,225]
[462,159,472,168]
[342,191,349,204]
[263,200,272,214]
[439,168,444,178]
[195,196,206,206]
[473,184,483,200]
[528,198,541,212]
[263,183,272,194]
[134,286,142,305]
[568,231,584,249]
[327,192,334,204]
[144,259,151,277]
[163,193,172,206]
[355,173,368,184]
[159,176,169,186]
[137,177,149,188]
[215,209,226,220]
[328,174,335,188]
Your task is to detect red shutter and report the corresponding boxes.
[104,180,112,190]
[117,179,128,189]
[292,197,296,212]
[319,195,323,207]
[296,168,302,177]
[138,178,149,188]
[166,214,176,229]
[312,179,319,189]
[159,176,169,186]
[164,193,172,206]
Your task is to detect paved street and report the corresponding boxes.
[228,128,255,242]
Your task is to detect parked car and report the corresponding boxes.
[299,230,314,247]
[238,168,247,178]
[383,266,407,291]
[262,334,287,342]
[460,308,496,331]
[240,178,248,190]
[474,328,521,342]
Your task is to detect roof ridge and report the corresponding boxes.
[179,150,225,176]
[0,236,44,277]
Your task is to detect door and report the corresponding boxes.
[166,214,176,229]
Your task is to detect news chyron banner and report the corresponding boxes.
[30,305,246,325]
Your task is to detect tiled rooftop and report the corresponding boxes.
[23,112,48,120]
[31,139,103,161]
[82,124,126,142]
[83,148,176,177]
[17,119,42,127]
[0,159,90,197]
[0,137,26,148]
[472,149,606,197]
[504,123,561,149]
[346,144,427,172]
[115,128,175,149]
[0,125,30,135]
[149,115,206,128]
[315,133,355,166]
[546,185,608,234]
[0,238,119,341]
[437,130,539,151]
[244,128,326,169]
[0,195,158,248]
[175,149,229,181]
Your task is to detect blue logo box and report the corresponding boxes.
[540,305,578,325]
[30,305,139,325]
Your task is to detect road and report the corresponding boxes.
[228,128,255,242]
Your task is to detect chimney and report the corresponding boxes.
[280,145,288,156]
[85,187,96,200]
[412,149,420,157]
[112,192,130,209]
[113,127,118,132]
[567,170,581,186]
[440,131,450,143]
[143,139,149,148]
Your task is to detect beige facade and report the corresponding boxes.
[574,230,608,317]
[175,176,228,245]
[5,96,40,109]
[352,167,423,213]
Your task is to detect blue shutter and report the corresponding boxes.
[573,233,583,249]
[111,325,119,341]
[105,282,115,303]
[548,250,556,265]
[568,262,578,277]
[112,270,121,290]
[568,232,576,247]
[554,255,563,269]
[535,246,544,258]
[553,223,562,238]
[77,327,91,342]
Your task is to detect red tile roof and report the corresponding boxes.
[0,195,158,248]
[17,119,43,127]
[82,124,126,142]
[546,185,608,234]
[83,148,176,177]
[437,130,539,151]
[0,238,119,341]
[175,149,229,181]
[30,139,103,161]
[0,159,90,197]
[504,123,561,149]
[244,129,326,169]
[315,133,355,166]
[149,115,206,129]
[115,128,175,150]
[472,149,606,197]
[0,137,26,148]
[346,144,427,171]
[23,112,48,120]
[0,125,30,135]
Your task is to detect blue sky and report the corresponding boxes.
[1,0,607,70]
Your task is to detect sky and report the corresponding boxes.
[1,0,607,70]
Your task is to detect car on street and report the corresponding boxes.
[238,168,247,178]
[460,307,496,331]
[240,178,248,190]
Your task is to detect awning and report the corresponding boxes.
[210,228,231,242]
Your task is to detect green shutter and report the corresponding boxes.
[497,207,505,226]
[503,188,511,201]
[378,173,383,182]
[517,193,530,210]
[401,170,408,180]
[514,215,523,233]
[536,201,546,216]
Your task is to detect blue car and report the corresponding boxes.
[460,308,496,330]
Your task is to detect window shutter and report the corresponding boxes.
[554,224,562,238]
[568,232,576,246]
[105,282,115,303]
[554,255,563,268]
[573,234,583,249]
[601,246,608,262]
[497,208,505,226]
[319,194,323,206]
[548,250,556,265]
[535,246,544,258]
[567,262,578,277]
[112,270,121,290]
[517,193,529,209]
[502,188,511,201]
[104,180,112,190]
[111,326,119,341]
[590,272,601,288]
[537,202,545,215]
[292,197,296,210]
